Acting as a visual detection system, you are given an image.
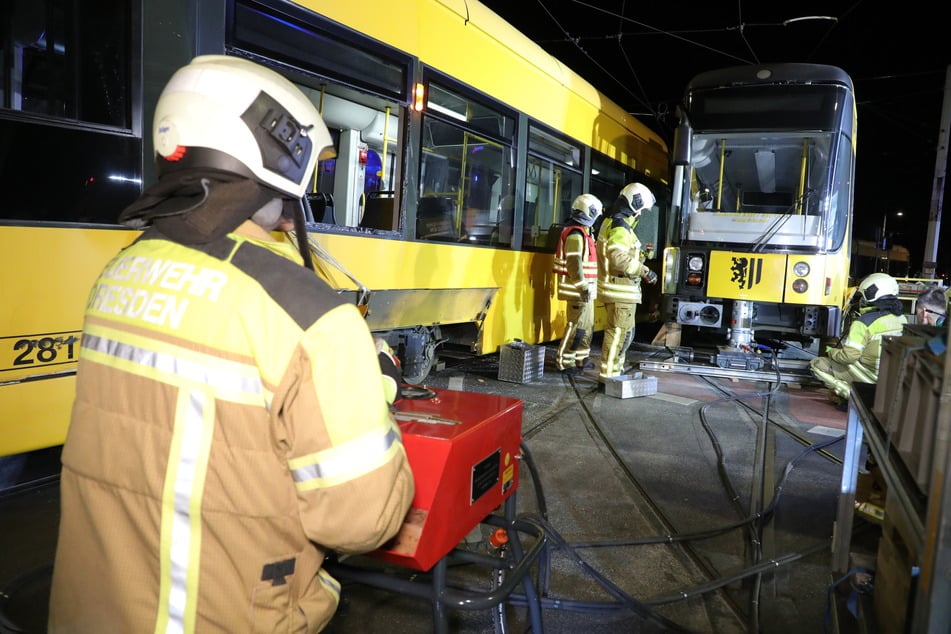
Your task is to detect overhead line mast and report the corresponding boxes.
[923,65,950,278]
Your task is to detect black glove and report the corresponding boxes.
[643,268,658,285]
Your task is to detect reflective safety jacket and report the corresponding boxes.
[596,214,650,304]
[553,224,597,301]
[827,306,907,383]
[49,220,414,634]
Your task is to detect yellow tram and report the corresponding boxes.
[661,63,855,363]
[0,0,669,458]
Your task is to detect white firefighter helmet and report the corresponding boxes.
[152,55,334,199]
[570,193,603,226]
[619,182,656,214]
[858,272,900,304]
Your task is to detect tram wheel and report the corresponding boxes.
[402,339,436,385]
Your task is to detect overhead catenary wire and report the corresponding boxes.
[510,0,852,138]
[532,0,657,118]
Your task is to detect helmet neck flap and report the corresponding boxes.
[121,171,276,244]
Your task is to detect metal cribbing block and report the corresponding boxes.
[602,372,658,399]
[498,342,545,384]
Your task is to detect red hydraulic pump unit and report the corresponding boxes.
[372,386,523,571]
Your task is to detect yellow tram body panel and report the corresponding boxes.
[1,225,565,456]
[281,232,564,350]
[1,225,138,454]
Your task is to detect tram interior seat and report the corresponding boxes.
[417,195,461,241]
[360,190,397,231]
[306,192,335,224]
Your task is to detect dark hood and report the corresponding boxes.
[119,171,275,245]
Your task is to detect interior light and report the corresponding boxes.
[428,102,467,123]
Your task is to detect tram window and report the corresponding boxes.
[524,125,583,252]
[0,118,141,223]
[426,83,515,144]
[307,85,403,229]
[691,133,832,215]
[418,81,515,245]
[1,0,131,127]
[0,0,138,223]
[827,132,853,251]
[233,0,409,102]
[590,150,634,210]
[418,119,514,244]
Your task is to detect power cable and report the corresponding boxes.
[559,370,753,625]
[551,349,845,625]
[447,346,844,628]
[515,512,695,632]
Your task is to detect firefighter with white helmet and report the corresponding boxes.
[49,56,414,633]
[810,272,907,408]
[553,193,603,373]
[596,182,659,381]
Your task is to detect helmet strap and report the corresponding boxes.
[286,199,315,271]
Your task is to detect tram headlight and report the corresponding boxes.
[792,261,810,277]
[792,278,809,294]
[684,253,705,287]
[663,247,680,294]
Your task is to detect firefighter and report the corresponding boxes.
[553,193,603,373]
[810,272,907,408]
[596,182,659,381]
[48,56,414,633]
[915,285,947,327]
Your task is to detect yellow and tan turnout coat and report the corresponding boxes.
[49,220,414,633]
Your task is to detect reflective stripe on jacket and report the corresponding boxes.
[553,224,597,301]
[828,308,907,383]
[596,214,647,304]
[49,220,414,634]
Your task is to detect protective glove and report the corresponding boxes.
[375,337,402,404]
[643,268,658,285]
[579,286,591,302]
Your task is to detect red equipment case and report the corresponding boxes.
[372,387,523,571]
